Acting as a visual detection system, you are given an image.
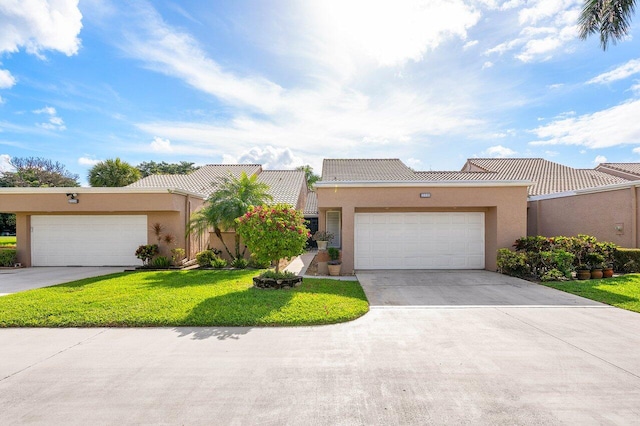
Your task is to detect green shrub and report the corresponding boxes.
[211,257,228,269]
[230,257,248,269]
[260,270,297,280]
[0,249,17,267]
[195,250,216,267]
[151,256,171,268]
[497,248,528,277]
[135,244,159,266]
[170,248,186,266]
[614,248,640,273]
[540,269,568,282]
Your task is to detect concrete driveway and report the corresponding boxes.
[1,270,640,424]
[0,267,126,295]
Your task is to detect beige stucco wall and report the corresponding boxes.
[316,185,529,273]
[2,191,204,266]
[528,187,638,247]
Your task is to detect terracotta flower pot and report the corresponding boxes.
[316,241,328,251]
[603,267,614,278]
[327,263,341,276]
[591,269,603,279]
[576,269,591,280]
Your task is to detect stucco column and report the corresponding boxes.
[15,213,30,267]
[342,206,355,274]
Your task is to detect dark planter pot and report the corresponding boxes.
[253,275,303,289]
[327,263,342,276]
[576,269,591,280]
[602,267,614,278]
[591,269,603,279]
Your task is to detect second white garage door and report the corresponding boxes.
[355,212,485,270]
[31,215,148,266]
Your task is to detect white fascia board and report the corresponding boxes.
[314,180,532,189]
[0,186,205,199]
[529,181,640,201]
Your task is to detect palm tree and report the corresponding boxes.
[188,171,272,259]
[88,158,141,187]
[579,0,637,50]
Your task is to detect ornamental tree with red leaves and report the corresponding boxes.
[236,204,310,273]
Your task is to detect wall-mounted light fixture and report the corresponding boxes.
[66,193,79,204]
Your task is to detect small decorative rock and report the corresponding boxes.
[253,276,303,289]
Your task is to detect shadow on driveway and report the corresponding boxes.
[356,270,606,307]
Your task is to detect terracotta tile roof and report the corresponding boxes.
[304,191,317,216]
[464,158,630,196]
[322,159,415,181]
[597,163,640,178]
[128,165,307,207]
[256,170,306,207]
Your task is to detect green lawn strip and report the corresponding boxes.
[0,270,369,327]
[0,236,16,247]
[542,274,640,313]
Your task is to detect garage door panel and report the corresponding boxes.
[31,215,147,266]
[355,212,484,270]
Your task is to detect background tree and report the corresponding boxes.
[88,158,141,187]
[0,156,79,234]
[0,157,79,188]
[188,171,272,259]
[296,165,320,190]
[579,0,637,49]
[236,204,309,273]
[137,161,199,177]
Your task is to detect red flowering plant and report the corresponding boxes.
[236,204,310,274]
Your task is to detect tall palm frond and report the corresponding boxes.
[579,0,637,50]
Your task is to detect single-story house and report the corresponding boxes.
[462,158,640,248]
[315,159,532,273]
[0,164,308,267]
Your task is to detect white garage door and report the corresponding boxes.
[355,212,485,270]
[31,215,148,266]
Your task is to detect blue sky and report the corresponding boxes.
[1,0,640,186]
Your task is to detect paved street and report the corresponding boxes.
[1,271,639,424]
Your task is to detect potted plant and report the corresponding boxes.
[587,252,605,279]
[327,247,341,276]
[599,242,616,278]
[312,230,334,251]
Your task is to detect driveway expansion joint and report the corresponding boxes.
[0,329,108,383]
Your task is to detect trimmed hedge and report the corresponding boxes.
[614,248,640,273]
[0,249,17,267]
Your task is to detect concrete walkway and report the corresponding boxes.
[1,270,640,424]
[0,267,125,296]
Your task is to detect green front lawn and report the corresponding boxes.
[0,270,369,327]
[0,236,16,247]
[543,274,640,313]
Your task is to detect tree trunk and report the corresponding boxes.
[234,233,241,260]
[214,227,234,259]
[275,258,280,273]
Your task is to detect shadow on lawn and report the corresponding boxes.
[134,269,258,288]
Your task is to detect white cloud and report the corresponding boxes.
[309,0,481,68]
[405,158,423,169]
[0,154,13,172]
[544,150,559,157]
[0,69,16,89]
[593,155,607,164]
[33,106,65,130]
[78,156,100,166]
[118,3,282,114]
[463,40,478,50]
[587,59,640,85]
[0,0,83,57]
[482,145,517,158]
[223,146,304,170]
[633,147,640,154]
[631,82,640,95]
[530,99,640,148]
[482,61,494,69]
[485,0,581,63]
[149,136,173,152]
